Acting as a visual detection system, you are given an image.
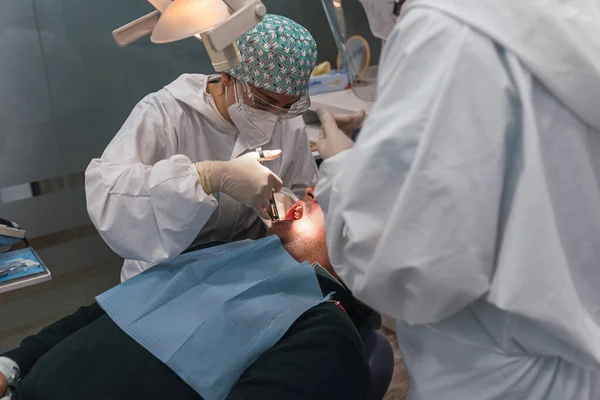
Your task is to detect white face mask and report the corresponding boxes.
[359,0,400,39]
[227,82,280,148]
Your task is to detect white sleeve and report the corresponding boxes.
[85,92,217,264]
[287,120,318,199]
[316,8,515,324]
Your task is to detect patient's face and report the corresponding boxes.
[268,187,334,277]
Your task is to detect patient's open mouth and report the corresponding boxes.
[284,202,304,221]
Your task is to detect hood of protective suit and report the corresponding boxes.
[411,0,600,131]
[164,74,283,148]
[163,74,230,126]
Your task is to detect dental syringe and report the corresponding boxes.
[255,146,280,221]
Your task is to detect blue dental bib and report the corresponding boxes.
[97,236,325,400]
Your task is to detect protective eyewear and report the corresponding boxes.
[235,80,311,120]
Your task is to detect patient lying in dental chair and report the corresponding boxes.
[0,187,372,400]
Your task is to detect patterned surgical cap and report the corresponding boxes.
[227,14,318,96]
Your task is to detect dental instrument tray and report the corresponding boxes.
[0,248,51,294]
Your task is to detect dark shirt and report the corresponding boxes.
[4,299,369,400]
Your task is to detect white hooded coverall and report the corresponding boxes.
[86,74,317,281]
[317,1,600,398]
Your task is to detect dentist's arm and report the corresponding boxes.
[86,92,218,264]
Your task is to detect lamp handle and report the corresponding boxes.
[112,11,161,47]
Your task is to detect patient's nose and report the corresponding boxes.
[305,187,315,199]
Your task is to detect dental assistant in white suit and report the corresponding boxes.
[316,0,600,398]
[85,15,319,282]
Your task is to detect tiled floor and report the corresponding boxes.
[382,327,410,400]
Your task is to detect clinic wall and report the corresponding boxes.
[0,0,375,352]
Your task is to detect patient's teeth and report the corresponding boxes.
[289,205,303,220]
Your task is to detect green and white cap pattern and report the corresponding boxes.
[227,14,318,97]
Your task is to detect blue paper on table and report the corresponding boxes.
[308,70,349,95]
[97,236,325,400]
[0,248,46,284]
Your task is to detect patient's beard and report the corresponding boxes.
[267,195,335,276]
[269,226,333,278]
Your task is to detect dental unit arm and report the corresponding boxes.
[112,0,267,71]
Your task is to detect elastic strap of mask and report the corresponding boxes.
[225,79,240,109]
[232,79,239,105]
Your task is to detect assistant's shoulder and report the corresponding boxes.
[388,5,502,65]
[378,5,511,104]
[395,6,470,41]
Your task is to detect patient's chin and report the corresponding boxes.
[281,243,309,265]
[267,221,293,243]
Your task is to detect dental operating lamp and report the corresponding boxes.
[112,0,267,72]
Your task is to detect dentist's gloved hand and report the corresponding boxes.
[196,150,283,220]
[334,109,367,138]
[317,109,355,160]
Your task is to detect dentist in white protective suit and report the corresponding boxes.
[86,15,319,282]
[316,0,600,398]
